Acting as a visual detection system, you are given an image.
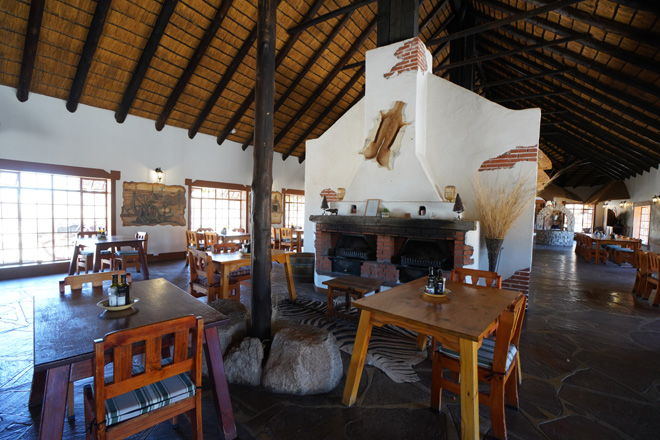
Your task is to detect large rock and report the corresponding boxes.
[208,299,248,355]
[224,337,264,386]
[262,325,342,395]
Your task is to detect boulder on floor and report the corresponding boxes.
[208,299,248,354]
[262,324,342,395]
[224,337,264,386]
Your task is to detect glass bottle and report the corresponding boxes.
[118,274,129,306]
[427,267,436,293]
[108,274,119,307]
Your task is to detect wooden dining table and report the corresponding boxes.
[30,278,236,440]
[68,235,149,278]
[210,249,297,300]
[342,277,522,440]
[578,232,641,263]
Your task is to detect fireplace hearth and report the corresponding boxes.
[397,239,453,283]
[329,233,376,275]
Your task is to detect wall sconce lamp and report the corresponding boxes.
[603,201,609,206]
[619,201,626,208]
[653,195,660,203]
[154,167,163,183]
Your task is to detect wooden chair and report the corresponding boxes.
[451,267,502,288]
[232,228,245,233]
[188,249,239,302]
[584,237,607,264]
[83,315,204,439]
[430,295,526,440]
[212,242,239,253]
[271,227,280,249]
[76,231,103,274]
[59,270,131,294]
[114,232,148,273]
[633,251,649,296]
[278,227,297,252]
[643,252,660,304]
[203,231,218,251]
[185,230,202,266]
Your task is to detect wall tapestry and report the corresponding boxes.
[121,182,186,226]
[272,191,283,224]
[359,100,409,170]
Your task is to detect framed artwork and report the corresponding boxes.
[121,182,186,226]
[364,199,381,216]
[271,191,283,224]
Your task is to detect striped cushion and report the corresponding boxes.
[438,338,517,373]
[196,274,238,287]
[230,266,251,277]
[650,273,658,280]
[617,248,634,253]
[104,371,195,426]
[115,250,139,256]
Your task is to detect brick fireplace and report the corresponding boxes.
[311,216,476,285]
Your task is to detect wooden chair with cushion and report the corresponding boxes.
[83,315,204,440]
[430,295,526,440]
[585,237,607,264]
[212,242,239,253]
[188,249,239,302]
[451,267,502,288]
[76,231,114,274]
[633,251,649,296]
[643,252,660,304]
[204,231,218,251]
[278,227,298,252]
[185,231,202,266]
[114,232,148,273]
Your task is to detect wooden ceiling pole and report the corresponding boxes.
[155,0,234,131]
[481,68,573,89]
[240,11,356,150]
[288,0,376,34]
[66,0,111,113]
[16,0,45,102]
[115,0,178,123]
[283,66,366,159]
[251,0,277,341]
[275,18,378,155]
[492,90,569,103]
[215,0,326,146]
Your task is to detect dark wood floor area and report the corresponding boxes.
[1,245,659,439]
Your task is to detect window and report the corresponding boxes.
[283,189,305,228]
[564,204,594,233]
[187,180,249,232]
[633,204,651,245]
[0,167,113,266]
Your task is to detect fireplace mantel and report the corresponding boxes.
[309,215,476,231]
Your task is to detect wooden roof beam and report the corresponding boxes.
[481,68,573,89]
[115,0,178,123]
[283,66,366,159]
[215,0,327,146]
[278,17,378,159]
[155,0,234,131]
[16,0,45,102]
[492,90,568,103]
[521,0,660,46]
[287,0,376,34]
[427,0,582,47]
[66,0,111,112]
[420,0,449,32]
[478,0,660,76]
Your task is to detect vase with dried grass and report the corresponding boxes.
[472,172,537,272]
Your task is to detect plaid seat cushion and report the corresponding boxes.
[229,266,251,277]
[104,371,195,426]
[617,248,634,253]
[650,272,658,280]
[115,250,139,256]
[196,274,238,287]
[438,338,517,372]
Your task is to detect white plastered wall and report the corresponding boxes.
[0,86,305,256]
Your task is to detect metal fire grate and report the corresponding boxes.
[337,249,371,260]
[401,256,445,268]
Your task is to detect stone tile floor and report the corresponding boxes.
[1,245,659,439]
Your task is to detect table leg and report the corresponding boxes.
[326,286,335,319]
[416,333,428,350]
[220,265,230,300]
[283,253,297,300]
[459,338,479,440]
[68,245,80,275]
[137,242,150,279]
[203,327,237,440]
[38,364,71,440]
[342,310,373,406]
[93,245,102,273]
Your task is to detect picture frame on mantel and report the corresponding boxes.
[364,199,381,216]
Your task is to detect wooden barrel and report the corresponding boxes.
[289,253,315,284]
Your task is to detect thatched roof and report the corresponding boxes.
[0,0,658,185]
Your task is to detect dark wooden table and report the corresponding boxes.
[30,278,236,440]
[69,235,149,278]
[341,277,522,440]
[322,275,385,321]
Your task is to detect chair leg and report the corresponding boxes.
[193,394,203,439]
[67,382,75,420]
[505,368,520,409]
[489,375,507,440]
[430,352,443,412]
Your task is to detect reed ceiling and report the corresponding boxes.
[0,0,658,187]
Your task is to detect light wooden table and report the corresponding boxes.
[322,275,385,321]
[342,277,522,440]
[578,232,640,264]
[210,249,297,300]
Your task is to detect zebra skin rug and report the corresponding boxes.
[273,298,427,383]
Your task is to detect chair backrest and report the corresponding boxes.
[637,251,648,275]
[492,295,526,374]
[90,315,203,434]
[59,270,130,293]
[451,267,502,288]
[280,227,293,241]
[77,231,97,238]
[136,231,148,254]
[196,227,213,232]
[213,242,239,253]
[186,230,199,249]
[647,252,660,275]
[204,231,218,248]
[188,249,213,286]
[232,228,245,233]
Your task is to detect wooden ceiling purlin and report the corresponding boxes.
[288,0,376,34]
[16,0,45,102]
[480,67,574,89]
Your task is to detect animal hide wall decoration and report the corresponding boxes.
[360,101,409,169]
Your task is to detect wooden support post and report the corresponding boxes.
[250,0,277,341]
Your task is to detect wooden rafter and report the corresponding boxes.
[115,0,178,123]
[287,0,376,34]
[16,0,45,102]
[481,68,573,89]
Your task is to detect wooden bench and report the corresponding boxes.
[322,275,385,321]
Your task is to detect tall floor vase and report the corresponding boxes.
[485,237,504,273]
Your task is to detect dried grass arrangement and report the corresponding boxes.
[472,172,537,239]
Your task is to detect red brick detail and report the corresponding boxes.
[362,261,399,284]
[502,268,530,298]
[478,146,539,172]
[320,188,338,202]
[384,38,428,79]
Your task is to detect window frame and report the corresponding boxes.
[563,203,595,233]
[282,188,305,228]
[632,202,651,246]
[185,179,250,233]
